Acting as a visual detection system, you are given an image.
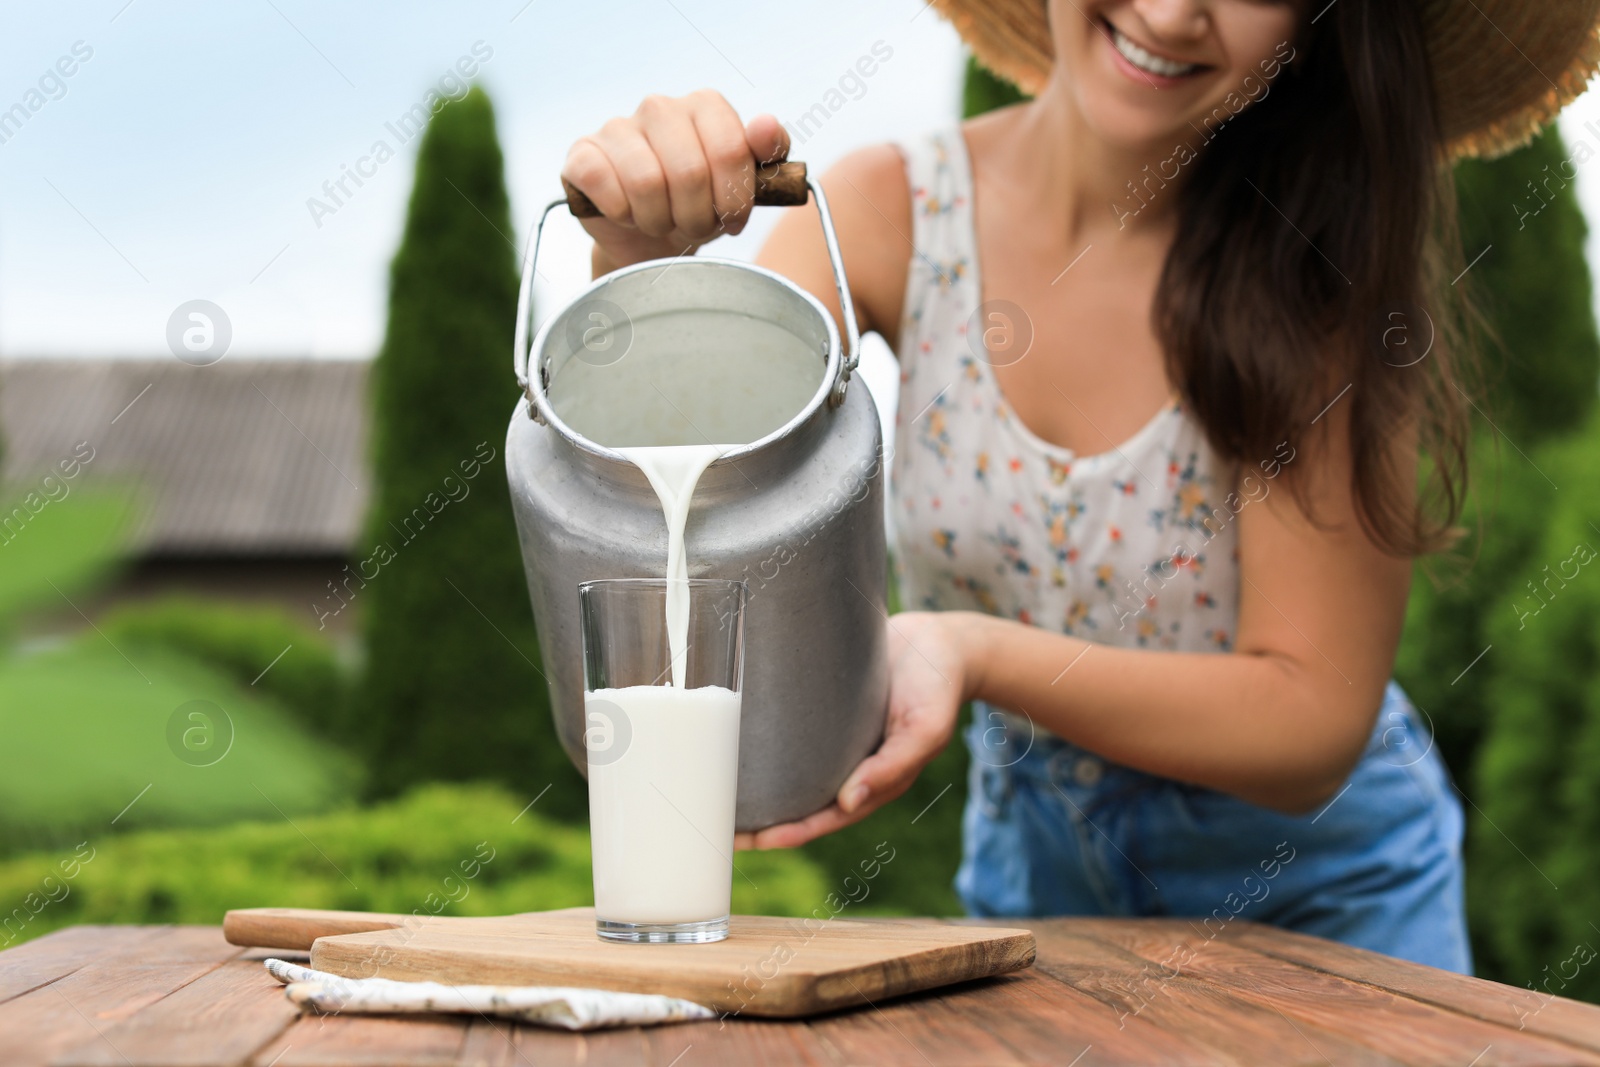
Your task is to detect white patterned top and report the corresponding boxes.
[889,127,1244,654]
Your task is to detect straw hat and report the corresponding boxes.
[930,0,1600,159]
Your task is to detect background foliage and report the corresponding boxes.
[0,784,829,950]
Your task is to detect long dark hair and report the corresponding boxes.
[1155,0,1469,556]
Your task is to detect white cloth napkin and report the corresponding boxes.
[263,958,715,1030]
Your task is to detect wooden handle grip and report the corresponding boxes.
[223,908,411,951]
[563,160,808,218]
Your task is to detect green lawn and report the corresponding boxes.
[0,639,360,856]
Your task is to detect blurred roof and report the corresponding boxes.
[0,358,369,557]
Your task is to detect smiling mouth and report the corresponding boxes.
[1106,21,1206,79]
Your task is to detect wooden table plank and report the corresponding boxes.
[5,919,1600,1066]
[465,1016,842,1067]
[1215,921,1600,1055]
[52,950,301,1067]
[806,990,1026,1064]
[251,1015,468,1067]
[0,927,168,1006]
[448,1018,653,1067]
[920,969,1228,1066]
[1076,919,1600,1067]
[510,1025,651,1066]
[1028,925,1405,1066]
[0,926,242,1067]
[454,1018,524,1067]
[643,1018,838,1066]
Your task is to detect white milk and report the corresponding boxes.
[616,444,723,687]
[548,309,823,449]
[587,684,741,923]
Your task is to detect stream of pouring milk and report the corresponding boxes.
[617,444,723,688]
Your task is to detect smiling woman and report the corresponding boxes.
[557,0,1600,975]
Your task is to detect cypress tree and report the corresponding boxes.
[962,56,1025,119]
[1453,128,1600,445]
[357,87,585,819]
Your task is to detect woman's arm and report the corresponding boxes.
[740,403,1412,849]
[964,406,1409,810]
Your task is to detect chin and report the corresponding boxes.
[1061,40,1215,153]
[1072,90,1200,154]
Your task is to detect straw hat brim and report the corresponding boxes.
[931,0,1600,159]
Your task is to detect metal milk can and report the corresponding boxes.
[505,163,889,830]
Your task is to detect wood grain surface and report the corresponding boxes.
[224,906,1037,1017]
[4,919,1600,1066]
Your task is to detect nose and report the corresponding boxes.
[1130,0,1209,42]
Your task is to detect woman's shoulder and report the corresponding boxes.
[798,142,916,342]
[760,116,1002,345]
[812,123,969,247]
[817,140,910,218]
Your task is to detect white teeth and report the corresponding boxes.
[1111,28,1199,78]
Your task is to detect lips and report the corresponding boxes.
[1105,20,1208,80]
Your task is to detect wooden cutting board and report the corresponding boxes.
[224,906,1035,1018]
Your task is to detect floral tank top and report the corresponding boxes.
[889,128,1242,654]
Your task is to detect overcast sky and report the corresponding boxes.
[0,1,957,363]
[4,0,1600,431]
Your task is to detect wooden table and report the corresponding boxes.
[4,919,1600,1066]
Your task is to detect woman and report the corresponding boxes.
[562,0,1600,971]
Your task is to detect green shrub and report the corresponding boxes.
[100,597,352,745]
[356,86,584,818]
[1394,435,1563,778]
[1469,416,1600,996]
[0,783,831,948]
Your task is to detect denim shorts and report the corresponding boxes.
[955,680,1472,973]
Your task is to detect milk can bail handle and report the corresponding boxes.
[514,161,861,420]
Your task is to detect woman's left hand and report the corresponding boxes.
[735,611,971,850]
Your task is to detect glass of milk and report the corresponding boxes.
[579,577,747,943]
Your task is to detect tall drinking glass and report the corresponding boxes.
[579,577,746,943]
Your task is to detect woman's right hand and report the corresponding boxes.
[736,612,969,850]
[562,90,790,276]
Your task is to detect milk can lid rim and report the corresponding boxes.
[526,256,842,466]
